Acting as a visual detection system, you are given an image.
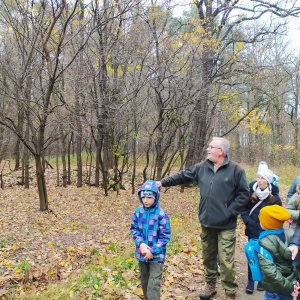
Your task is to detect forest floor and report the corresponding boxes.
[0,168,290,299]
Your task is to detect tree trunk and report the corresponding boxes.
[67,133,73,185]
[75,0,84,188]
[97,0,110,195]
[75,88,83,188]
[95,139,101,187]
[35,155,48,211]
[14,84,24,171]
[24,122,30,189]
[186,48,213,167]
[131,115,137,194]
[0,172,3,189]
[56,148,60,187]
[14,139,22,171]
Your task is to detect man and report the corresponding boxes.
[286,176,300,204]
[156,137,249,300]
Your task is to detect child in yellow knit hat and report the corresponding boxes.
[259,205,290,230]
[257,205,299,300]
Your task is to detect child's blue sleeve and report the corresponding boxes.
[150,213,171,254]
[129,210,143,247]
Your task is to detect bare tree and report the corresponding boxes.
[0,1,94,210]
[185,0,300,166]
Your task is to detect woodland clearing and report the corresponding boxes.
[0,167,292,299]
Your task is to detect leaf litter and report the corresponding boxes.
[0,170,265,299]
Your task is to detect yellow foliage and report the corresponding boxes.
[273,144,282,151]
[221,95,229,99]
[229,106,245,121]
[236,42,243,51]
[220,93,239,101]
[171,217,179,225]
[242,110,271,134]
[284,145,295,150]
[125,258,134,263]
[164,281,171,286]
[132,287,143,295]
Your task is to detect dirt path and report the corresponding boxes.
[173,230,265,300]
[233,234,264,300]
[218,257,264,299]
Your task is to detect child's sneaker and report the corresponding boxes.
[245,280,254,294]
[257,281,264,291]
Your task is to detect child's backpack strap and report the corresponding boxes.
[244,229,283,282]
[244,238,274,282]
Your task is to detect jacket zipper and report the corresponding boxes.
[206,166,221,224]
[145,209,150,248]
[206,172,215,224]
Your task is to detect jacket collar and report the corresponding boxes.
[206,155,229,169]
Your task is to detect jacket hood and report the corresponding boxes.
[138,180,160,208]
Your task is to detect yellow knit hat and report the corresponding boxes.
[259,205,290,230]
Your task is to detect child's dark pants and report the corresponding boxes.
[139,261,163,300]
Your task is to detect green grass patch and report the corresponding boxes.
[0,239,7,248]
[10,247,138,300]
[16,259,31,274]
[168,216,200,255]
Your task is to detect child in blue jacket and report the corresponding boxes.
[130,180,171,300]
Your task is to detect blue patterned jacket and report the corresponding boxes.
[130,180,171,263]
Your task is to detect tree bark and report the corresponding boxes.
[35,155,48,211]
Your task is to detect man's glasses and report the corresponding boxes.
[207,145,222,150]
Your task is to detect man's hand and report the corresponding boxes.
[156,181,162,188]
[289,245,299,260]
[144,249,154,260]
